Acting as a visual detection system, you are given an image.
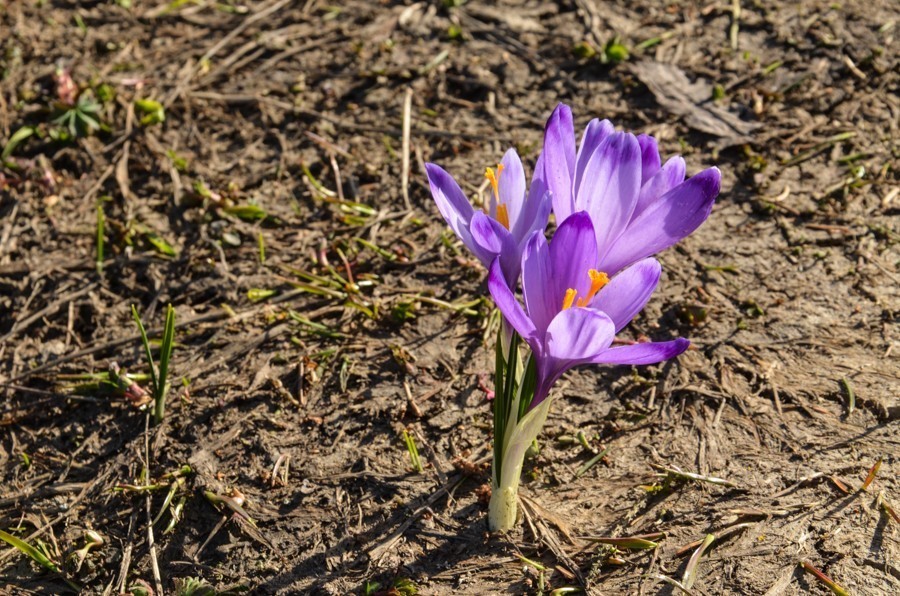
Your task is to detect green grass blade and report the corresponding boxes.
[154,304,176,424]
[96,203,105,275]
[401,429,423,473]
[0,529,60,573]
[131,305,159,397]
[2,125,35,160]
[0,529,81,591]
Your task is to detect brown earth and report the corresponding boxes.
[1,0,898,594]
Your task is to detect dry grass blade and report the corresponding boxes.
[401,86,413,210]
[574,446,610,478]
[878,492,900,525]
[800,561,850,596]
[656,574,694,595]
[652,463,736,487]
[581,532,665,550]
[682,533,715,589]
[862,457,882,491]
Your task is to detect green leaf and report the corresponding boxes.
[144,230,177,256]
[223,204,267,221]
[2,126,35,160]
[0,529,81,590]
[155,304,176,424]
[131,305,159,398]
[134,98,165,126]
[247,288,278,302]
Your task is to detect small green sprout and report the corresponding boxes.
[402,429,423,473]
[131,304,176,425]
[134,98,165,126]
[0,529,80,591]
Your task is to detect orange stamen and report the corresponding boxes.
[484,165,503,201]
[562,288,577,310]
[576,269,609,307]
[496,204,510,229]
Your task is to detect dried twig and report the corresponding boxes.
[401,86,413,210]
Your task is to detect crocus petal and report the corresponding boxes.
[590,338,689,365]
[487,257,537,342]
[470,211,520,284]
[545,307,616,364]
[601,167,721,275]
[548,211,599,301]
[574,131,642,258]
[633,156,686,219]
[513,189,552,251]
[542,103,576,223]
[574,119,615,201]
[637,134,661,184]
[590,258,661,332]
[426,163,475,237]
[534,307,615,403]
[520,231,557,335]
[499,148,526,232]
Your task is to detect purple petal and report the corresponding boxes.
[574,119,615,201]
[470,212,520,285]
[637,134,661,184]
[548,211,599,302]
[520,231,557,335]
[534,307,615,404]
[543,103,576,223]
[574,131,642,258]
[487,257,537,342]
[426,163,474,237]
[601,167,720,275]
[633,156,686,219]
[545,307,616,364]
[513,189,552,250]
[590,338,689,365]
[590,258,661,332]
[498,148,526,231]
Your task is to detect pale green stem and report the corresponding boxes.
[488,397,553,531]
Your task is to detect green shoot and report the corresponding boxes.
[839,377,855,416]
[51,91,102,139]
[257,231,266,264]
[131,304,176,424]
[134,98,165,126]
[575,446,610,478]
[0,529,80,591]
[96,202,105,274]
[2,125,35,162]
[402,429,423,473]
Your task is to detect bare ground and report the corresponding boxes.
[0,0,898,594]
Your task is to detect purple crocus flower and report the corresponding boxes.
[539,104,721,275]
[487,212,689,409]
[425,148,551,285]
